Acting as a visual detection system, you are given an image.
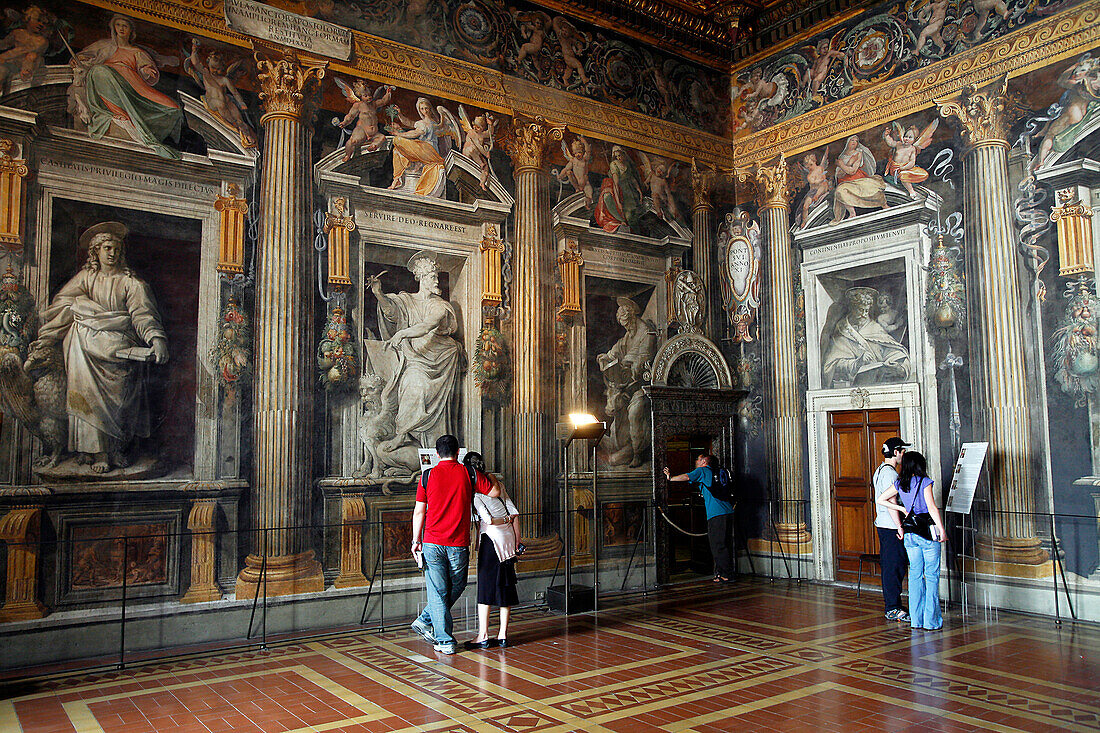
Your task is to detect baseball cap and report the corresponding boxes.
[882,437,911,456]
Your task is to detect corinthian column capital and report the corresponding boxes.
[691,157,715,213]
[936,76,1022,152]
[738,153,793,211]
[253,45,327,123]
[500,116,564,173]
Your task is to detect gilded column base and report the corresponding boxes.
[974,535,1051,567]
[235,550,324,598]
[180,584,223,604]
[748,523,813,555]
[181,499,222,604]
[514,533,563,572]
[0,598,47,622]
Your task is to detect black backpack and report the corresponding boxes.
[708,465,734,503]
[421,463,478,490]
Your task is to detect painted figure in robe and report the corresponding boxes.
[822,287,910,388]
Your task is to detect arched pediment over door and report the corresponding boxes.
[645,332,742,585]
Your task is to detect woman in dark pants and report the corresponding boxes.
[463,452,520,649]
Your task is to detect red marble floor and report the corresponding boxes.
[1,579,1098,732]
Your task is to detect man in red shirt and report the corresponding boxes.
[410,434,498,654]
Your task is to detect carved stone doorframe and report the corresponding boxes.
[645,386,746,585]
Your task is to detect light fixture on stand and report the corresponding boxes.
[552,413,606,614]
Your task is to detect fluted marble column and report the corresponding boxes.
[740,155,811,554]
[938,78,1049,572]
[500,117,564,540]
[236,48,327,598]
[691,159,719,339]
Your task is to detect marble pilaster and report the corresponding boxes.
[739,156,811,553]
[333,493,368,588]
[500,117,564,539]
[691,159,719,339]
[236,48,327,598]
[938,78,1050,572]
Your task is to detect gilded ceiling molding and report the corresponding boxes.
[731,0,1100,169]
[79,0,731,168]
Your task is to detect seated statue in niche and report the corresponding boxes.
[822,286,910,389]
[597,297,657,468]
[27,222,169,475]
[364,252,463,476]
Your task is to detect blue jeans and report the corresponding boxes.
[904,533,943,630]
[416,543,469,645]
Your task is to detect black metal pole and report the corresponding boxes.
[261,526,268,650]
[378,518,385,632]
[118,536,128,670]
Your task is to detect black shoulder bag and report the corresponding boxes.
[899,478,934,541]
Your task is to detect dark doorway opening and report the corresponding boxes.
[665,432,713,580]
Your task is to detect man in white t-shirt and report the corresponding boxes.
[873,437,910,622]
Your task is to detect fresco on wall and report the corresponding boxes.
[277,0,729,135]
[731,0,1077,138]
[819,280,911,388]
[69,523,169,589]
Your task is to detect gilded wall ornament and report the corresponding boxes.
[253,46,327,121]
[1050,188,1095,278]
[323,197,356,291]
[925,232,966,335]
[0,139,28,252]
[499,116,565,172]
[690,157,715,212]
[738,154,793,210]
[935,76,1025,150]
[717,210,762,343]
[214,185,248,277]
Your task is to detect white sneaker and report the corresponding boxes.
[410,618,434,644]
[433,642,456,654]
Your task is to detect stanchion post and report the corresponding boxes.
[118,535,128,670]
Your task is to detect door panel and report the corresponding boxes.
[829,408,901,584]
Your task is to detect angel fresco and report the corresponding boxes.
[973,0,1010,35]
[797,146,831,228]
[184,40,256,149]
[557,135,593,206]
[915,0,950,55]
[883,118,938,198]
[67,14,182,160]
[1035,54,1100,169]
[551,16,589,87]
[594,145,644,234]
[386,97,461,197]
[458,106,497,190]
[0,5,56,89]
[638,152,682,224]
[832,134,888,224]
[512,9,550,66]
[333,76,394,162]
[805,35,847,99]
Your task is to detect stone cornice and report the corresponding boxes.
[78,0,732,168]
[731,0,1100,169]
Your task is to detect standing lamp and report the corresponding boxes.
[554,413,606,614]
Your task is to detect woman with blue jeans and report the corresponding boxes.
[876,451,947,631]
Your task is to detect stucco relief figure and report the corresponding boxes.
[822,287,910,388]
[597,297,656,468]
[831,135,888,223]
[367,252,463,471]
[674,270,705,333]
[68,15,182,160]
[30,222,169,475]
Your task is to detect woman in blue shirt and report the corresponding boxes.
[664,454,736,582]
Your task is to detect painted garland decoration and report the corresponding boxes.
[925,233,966,336]
[318,306,358,391]
[474,325,510,399]
[0,265,35,359]
[209,295,252,405]
[1050,279,1100,408]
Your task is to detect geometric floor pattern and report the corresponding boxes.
[2,578,1098,732]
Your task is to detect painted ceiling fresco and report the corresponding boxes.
[731,0,1081,139]
[264,0,732,136]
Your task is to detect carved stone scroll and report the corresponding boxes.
[181,499,222,603]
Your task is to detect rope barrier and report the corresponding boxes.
[656,505,709,537]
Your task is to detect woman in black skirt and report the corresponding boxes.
[463,452,520,649]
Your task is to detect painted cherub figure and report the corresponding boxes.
[973,0,1009,33]
[557,135,593,206]
[513,10,550,65]
[1035,54,1100,168]
[915,0,949,55]
[883,118,939,198]
[552,16,589,86]
[798,146,830,228]
[639,152,682,223]
[334,77,395,162]
[805,36,846,98]
[185,40,256,149]
[459,105,497,189]
[0,5,54,89]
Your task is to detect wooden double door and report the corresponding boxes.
[829,408,901,584]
